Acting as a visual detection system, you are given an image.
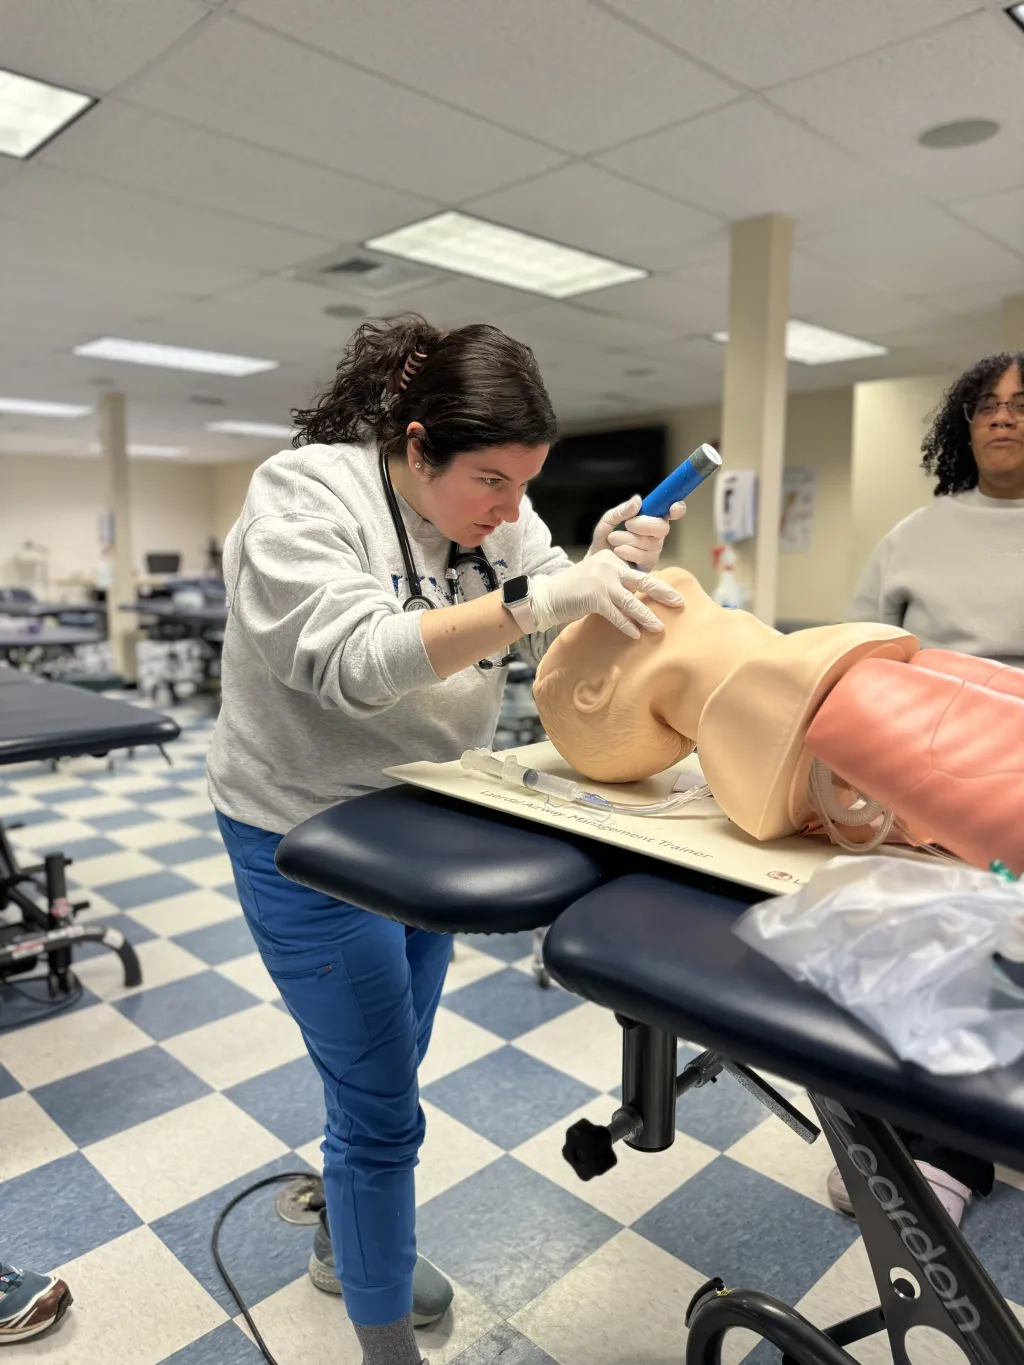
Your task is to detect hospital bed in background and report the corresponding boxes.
[277,782,1024,1365]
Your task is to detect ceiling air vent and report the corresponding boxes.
[291,246,443,300]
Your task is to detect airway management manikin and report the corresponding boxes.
[206,312,688,1365]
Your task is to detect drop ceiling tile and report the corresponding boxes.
[0,0,208,92]
[951,188,1024,256]
[493,302,678,354]
[584,276,727,336]
[120,16,566,200]
[768,10,1024,200]
[788,253,902,315]
[137,299,358,359]
[466,163,724,272]
[602,0,977,89]
[799,298,949,340]
[41,102,439,242]
[598,99,891,220]
[2,167,333,273]
[799,206,1024,295]
[237,0,735,155]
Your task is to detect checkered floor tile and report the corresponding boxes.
[1,696,1021,1364]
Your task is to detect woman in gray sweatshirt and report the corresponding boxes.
[207,315,685,1365]
[833,350,1024,1227]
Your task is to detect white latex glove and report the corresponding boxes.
[530,549,684,639]
[588,494,686,572]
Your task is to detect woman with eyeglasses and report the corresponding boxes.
[828,350,1024,1228]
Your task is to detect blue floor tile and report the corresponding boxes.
[185,810,220,834]
[152,1153,320,1315]
[131,785,192,805]
[32,1046,211,1146]
[0,981,100,1034]
[161,1321,267,1365]
[172,917,253,966]
[38,784,102,805]
[2,1152,141,1271]
[452,1323,557,1365]
[215,881,239,901]
[225,1056,325,1149]
[73,912,158,960]
[34,835,123,862]
[89,808,162,831]
[114,971,259,1042]
[147,836,225,867]
[965,1180,1024,1304]
[675,1052,780,1150]
[1,807,63,827]
[443,967,582,1041]
[634,1156,859,1306]
[97,870,197,911]
[0,1062,21,1099]
[417,1156,620,1317]
[422,1046,597,1150]
[460,930,534,963]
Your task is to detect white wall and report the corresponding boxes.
[849,375,951,594]
[0,455,217,586]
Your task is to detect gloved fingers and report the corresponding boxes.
[610,583,665,634]
[605,529,658,571]
[599,603,641,639]
[666,501,687,522]
[589,494,642,553]
[618,567,685,608]
[621,513,673,541]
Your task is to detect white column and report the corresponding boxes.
[99,392,137,683]
[1002,295,1024,351]
[720,214,793,624]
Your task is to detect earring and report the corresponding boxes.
[415,462,423,470]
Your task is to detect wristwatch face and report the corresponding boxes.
[502,574,530,606]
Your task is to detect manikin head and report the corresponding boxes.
[535,568,917,841]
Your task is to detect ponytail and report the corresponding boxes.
[292,313,557,473]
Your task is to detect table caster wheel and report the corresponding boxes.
[534,964,551,989]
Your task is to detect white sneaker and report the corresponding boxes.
[827,1162,972,1227]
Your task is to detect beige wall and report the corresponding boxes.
[849,375,951,594]
[0,455,217,585]
[212,460,262,545]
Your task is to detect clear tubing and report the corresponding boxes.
[460,749,711,816]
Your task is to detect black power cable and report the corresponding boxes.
[0,977,84,1033]
[211,1172,324,1365]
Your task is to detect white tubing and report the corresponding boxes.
[808,759,893,853]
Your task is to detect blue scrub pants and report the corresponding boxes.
[216,812,452,1326]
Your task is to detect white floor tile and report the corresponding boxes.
[417,1007,503,1087]
[11,819,105,851]
[443,944,506,995]
[174,852,233,887]
[152,794,215,820]
[162,1002,308,1090]
[0,1002,150,1090]
[73,938,207,1002]
[726,1098,836,1209]
[128,888,240,936]
[66,849,163,889]
[0,793,45,817]
[512,1228,707,1365]
[294,1137,323,1172]
[4,773,90,797]
[418,1101,503,1207]
[215,951,280,1002]
[417,1277,502,1363]
[18,1225,227,1364]
[513,1098,717,1225]
[84,1092,288,1222]
[51,795,136,820]
[513,1002,625,1094]
[0,1093,77,1181]
[106,818,204,851]
[92,773,177,796]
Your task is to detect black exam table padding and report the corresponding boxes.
[276,786,607,934]
[0,672,180,763]
[545,873,1024,1172]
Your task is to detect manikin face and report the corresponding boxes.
[401,426,549,546]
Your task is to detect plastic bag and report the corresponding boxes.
[734,856,1024,1075]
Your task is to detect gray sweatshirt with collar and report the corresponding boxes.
[848,489,1024,667]
[206,443,572,833]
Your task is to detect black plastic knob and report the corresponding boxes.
[562,1119,618,1181]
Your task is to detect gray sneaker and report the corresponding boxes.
[309,1208,453,1327]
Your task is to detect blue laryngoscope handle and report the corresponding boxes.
[639,443,722,519]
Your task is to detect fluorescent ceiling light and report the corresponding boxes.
[89,442,189,458]
[0,397,91,417]
[73,337,278,377]
[711,320,888,366]
[1008,4,1024,33]
[205,420,295,438]
[366,211,647,300]
[0,68,94,159]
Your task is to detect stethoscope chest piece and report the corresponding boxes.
[402,596,433,613]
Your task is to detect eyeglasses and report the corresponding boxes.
[963,395,1024,423]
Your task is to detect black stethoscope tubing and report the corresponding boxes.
[378,450,513,669]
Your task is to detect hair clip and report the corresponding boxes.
[399,349,428,392]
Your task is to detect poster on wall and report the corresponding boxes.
[780,467,816,554]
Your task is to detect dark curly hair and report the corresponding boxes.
[291,313,557,473]
[921,350,1024,496]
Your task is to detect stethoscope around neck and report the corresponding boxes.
[378,449,514,670]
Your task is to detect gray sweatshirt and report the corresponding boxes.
[206,443,572,833]
[848,489,1024,666]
